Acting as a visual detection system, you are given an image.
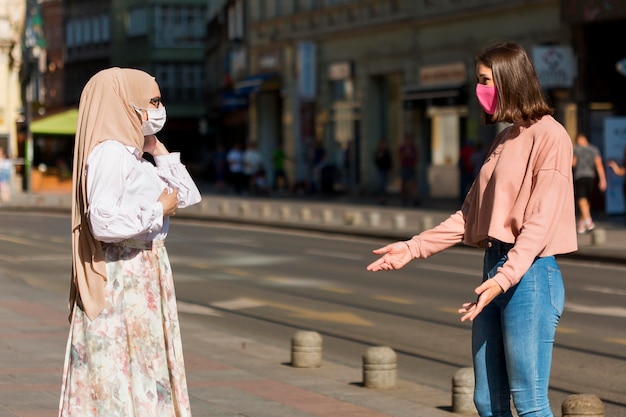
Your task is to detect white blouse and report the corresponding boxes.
[86,140,202,243]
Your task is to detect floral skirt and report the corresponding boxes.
[58,241,192,417]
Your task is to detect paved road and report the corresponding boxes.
[0,188,623,416]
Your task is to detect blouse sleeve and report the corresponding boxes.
[153,152,202,208]
[87,142,163,242]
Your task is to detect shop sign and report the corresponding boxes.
[258,49,281,72]
[532,46,576,89]
[328,61,352,80]
[419,62,466,86]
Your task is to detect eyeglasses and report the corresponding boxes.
[149,97,162,108]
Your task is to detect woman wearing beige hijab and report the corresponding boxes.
[58,67,201,416]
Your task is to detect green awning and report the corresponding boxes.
[30,109,78,136]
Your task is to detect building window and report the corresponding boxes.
[127,7,148,37]
[66,13,109,47]
[154,4,207,48]
[155,63,205,103]
[101,14,110,42]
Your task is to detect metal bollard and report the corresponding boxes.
[452,367,478,415]
[562,394,604,417]
[591,228,606,246]
[291,330,322,368]
[362,346,396,389]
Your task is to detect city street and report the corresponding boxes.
[1,211,624,416]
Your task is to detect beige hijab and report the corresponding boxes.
[70,67,156,321]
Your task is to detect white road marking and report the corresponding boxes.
[305,249,364,260]
[583,286,626,296]
[566,302,626,318]
[177,301,222,316]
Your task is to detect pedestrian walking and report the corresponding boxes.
[227,142,245,194]
[0,147,12,202]
[272,143,289,196]
[59,67,201,417]
[243,141,264,194]
[572,132,607,233]
[366,41,576,417]
[398,135,420,206]
[608,144,626,215]
[374,139,392,205]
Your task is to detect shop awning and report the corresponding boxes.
[402,83,466,102]
[30,108,78,136]
[233,73,280,96]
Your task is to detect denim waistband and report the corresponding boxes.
[485,238,514,255]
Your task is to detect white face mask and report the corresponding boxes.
[132,104,167,136]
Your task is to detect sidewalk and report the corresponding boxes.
[0,187,625,416]
[0,266,453,417]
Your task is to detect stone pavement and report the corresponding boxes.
[0,265,453,417]
[0,188,625,416]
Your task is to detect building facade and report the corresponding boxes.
[210,0,578,200]
[0,0,26,166]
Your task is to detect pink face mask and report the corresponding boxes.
[476,84,498,115]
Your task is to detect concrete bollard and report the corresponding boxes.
[591,228,606,246]
[300,207,312,221]
[322,208,334,224]
[362,346,396,389]
[291,330,322,368]
[219,201,230,215]
[562,394,604,417]
[368,211,381,227]
[261,204,272,219]
[280,205,291,220]
[421,215,434,231]
[393,213,406,229]
[344,211,363,226]
[198,199,210,214]
[238,202,250,216]
[452,367,478,415]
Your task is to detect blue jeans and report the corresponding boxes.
[472,239,564,417]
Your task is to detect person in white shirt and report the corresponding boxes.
[243,142,264,194]
[59,67,201,417]
[226,142,245,194]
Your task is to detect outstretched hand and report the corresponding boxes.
[366,241,413,271]
[458,279,503,322]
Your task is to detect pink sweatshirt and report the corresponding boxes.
[405,115,577,292]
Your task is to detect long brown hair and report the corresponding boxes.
[476,41,553,125]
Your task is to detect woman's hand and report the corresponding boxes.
[143,135,169,156]
[366,241,413,271]
[158,188,178,217]
[458,279,503,322]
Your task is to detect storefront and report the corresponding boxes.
[28,108,77,192]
